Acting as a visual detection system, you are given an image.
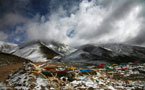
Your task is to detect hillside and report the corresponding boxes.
[0,52,31,82]
[0,41,17,54]
[13,41,75,62]
[62,44,145,65]
[0,52,30,65]
[3,62,145,89]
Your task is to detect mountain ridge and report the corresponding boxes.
[0,41,145,64]
[0,40,74,62]
[62,43,145,65]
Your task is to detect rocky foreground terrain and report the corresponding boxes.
[0,62,145,90]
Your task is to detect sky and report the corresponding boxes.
[0,0,145,47]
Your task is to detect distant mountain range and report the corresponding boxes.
[62,44,145,65]
[0,41,145,64]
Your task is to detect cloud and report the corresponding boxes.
[0,0,145,47]
[127,17,145,45]
[22,0,144,47]
[0,31,8,41]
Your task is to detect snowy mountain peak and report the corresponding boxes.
[0,40,75,62]
[11,40,75,62]
[0,41,18,53]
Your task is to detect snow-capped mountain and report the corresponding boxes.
[1,40,145,64]
[40,41,76,55]
[0,41,74,62]
[13,42,48,62]
[62,44,145,65]
[12,40,75,62]
[0,41,17,54]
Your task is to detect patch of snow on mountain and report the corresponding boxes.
[43,42,76,55]
[0,41,17,53]
[13,43,47,62]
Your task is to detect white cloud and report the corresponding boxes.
[24,0,144,47]
[0,31,8,41]
[95,5,142,44]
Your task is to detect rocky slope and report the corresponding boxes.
[12,41,75,62]
[0,52,31,82]
[62,44,145,65]
[5,63,49,90]
[3,62,145,90]
[0,41,17,54]
[0,41,75,62]
[0,52,30,65]
[0,40,145,64]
